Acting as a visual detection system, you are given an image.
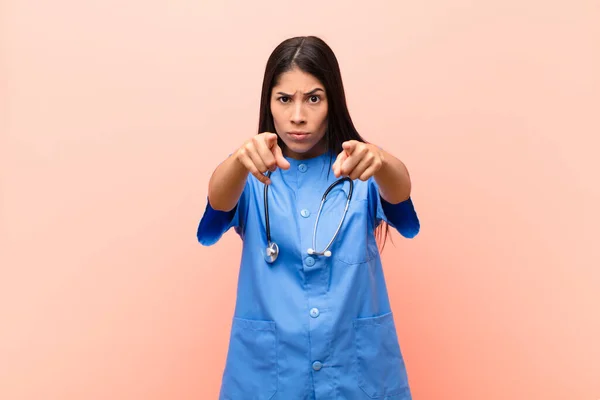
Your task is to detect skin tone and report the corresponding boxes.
[208,67,411,212]
[270,67,329,160]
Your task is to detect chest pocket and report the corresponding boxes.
[315,197,376,265]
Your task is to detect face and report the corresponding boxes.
[270,67,328,159]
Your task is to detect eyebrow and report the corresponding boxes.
[276,88,325,96]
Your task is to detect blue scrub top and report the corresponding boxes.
[197,151,420,400]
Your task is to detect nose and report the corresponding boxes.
[290,102,306,125]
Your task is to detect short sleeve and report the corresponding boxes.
[368,179,420,239]
[196,180,251,246]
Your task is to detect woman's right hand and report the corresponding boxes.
[235,132,290,185]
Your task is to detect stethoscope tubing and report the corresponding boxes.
[264,170,353,263]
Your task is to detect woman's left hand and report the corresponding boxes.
[332,140,384,181]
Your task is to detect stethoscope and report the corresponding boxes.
[264,171,354,263]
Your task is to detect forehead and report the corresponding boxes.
[273,67,324,92]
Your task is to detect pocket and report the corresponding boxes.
[353,312,409,398]
[325,198,374,265]
[221,317,278,399]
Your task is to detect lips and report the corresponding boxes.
[288,131,310,141]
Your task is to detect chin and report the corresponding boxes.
[279,133,327,158]
[286,143,312,153]
[284,142,315,154]
[285,145,327,160]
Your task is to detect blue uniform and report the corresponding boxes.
[197,151,420,400]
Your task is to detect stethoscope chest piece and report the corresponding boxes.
[265,241,279,263]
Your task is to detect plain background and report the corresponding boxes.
[2,0,599,399]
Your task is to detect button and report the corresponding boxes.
[298,163,307,172]
[300,209,310,218]
[312,361,323,371]
[310,308,320,318]
[304,256,315,267]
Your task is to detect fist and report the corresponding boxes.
[332,140,384,181]
[235,132,291,184]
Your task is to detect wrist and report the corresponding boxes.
[370,144,387,177]
[231,148,251,177]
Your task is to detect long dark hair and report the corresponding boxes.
[257,35,391,251]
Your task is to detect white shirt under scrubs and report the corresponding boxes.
[197,151,420,400]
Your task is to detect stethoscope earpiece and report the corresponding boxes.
[309,248,331,257]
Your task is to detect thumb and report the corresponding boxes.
[332,150,348,178]
[264,132,279,148]
[342,140,358,153]
[273,144,290,170]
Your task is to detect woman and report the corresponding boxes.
[197,36,420,400]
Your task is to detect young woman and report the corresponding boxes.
[197,35,420,400]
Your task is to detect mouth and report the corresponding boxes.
[288,131,311,141]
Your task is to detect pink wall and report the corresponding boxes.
[2,1,599,399]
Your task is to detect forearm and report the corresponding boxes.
[207,155,250,212]
[373,149,412,204]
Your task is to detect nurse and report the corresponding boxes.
[197,36,420,400]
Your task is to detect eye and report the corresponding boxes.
[278,96,290,103]
[309,95,320,103]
